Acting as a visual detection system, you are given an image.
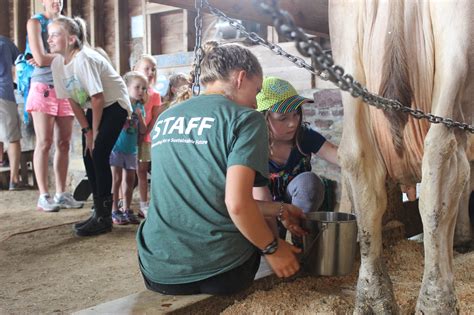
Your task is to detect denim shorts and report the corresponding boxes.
[26,82,73,117]
[109,151,137,170]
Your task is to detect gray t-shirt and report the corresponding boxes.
[0,36,20,102]
[28,14,53,85]
[137,94,269,284]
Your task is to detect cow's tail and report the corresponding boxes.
[378,1,413,156]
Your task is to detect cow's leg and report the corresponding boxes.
[416,3,471,312]
[340,147,398,314]
[329,2,398,313]
[416,126,469,314]
[454,162,473,247]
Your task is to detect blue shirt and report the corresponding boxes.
[112,102,145,154]
[0,36,20,102]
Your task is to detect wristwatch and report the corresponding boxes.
[81,126,91,134]
[260,237,279,255]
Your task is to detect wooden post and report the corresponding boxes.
[183,9,196,52]
[114,0,130,74]
[146,13,161,55]
[141,0,148,53]
[88,0,105,48]
[13,0,30,51]
[0,1,9,37]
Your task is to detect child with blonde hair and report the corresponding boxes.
[162,73,190,107]
[133,54,165,217]
[109,71,147,225]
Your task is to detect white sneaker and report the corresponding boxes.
[37,194,61,212]
[54,192,84,209]
[138,206,148,218]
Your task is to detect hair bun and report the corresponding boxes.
[202,41,219,54]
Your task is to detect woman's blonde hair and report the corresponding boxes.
[52,16,88,50]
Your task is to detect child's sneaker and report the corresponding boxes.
[138,207,148,218]
[54,192,84,209]
[37,194,60,212]
[138,201,148,218]
[124,209,140,224]
[112,210,128,225]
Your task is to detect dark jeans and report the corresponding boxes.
[141,250,260,296]
[83,103,127,200]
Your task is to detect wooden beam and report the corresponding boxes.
[146,2,181,15]
[0,0,10,37]
[142,0,148,53]
[89,0,105,48]
[114,0,130,74]
[146,13,162,55]
[183,9,196,52]
[148,0,329,35]
[14,0,30,51]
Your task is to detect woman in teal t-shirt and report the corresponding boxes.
[137,42,307,295]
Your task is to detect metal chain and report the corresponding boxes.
[199,0,473,133]
[192,0,204,96]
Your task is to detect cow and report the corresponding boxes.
[328,0,473,313]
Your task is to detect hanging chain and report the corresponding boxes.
[198,0,473,133]
[192,0,204,96]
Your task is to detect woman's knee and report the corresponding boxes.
[56,138,71,154]
[35,137,53,152]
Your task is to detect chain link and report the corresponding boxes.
[192,0,204,96]
[197,0,473,133]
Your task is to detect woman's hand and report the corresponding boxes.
[280,204,308,237]
[264,239,301,278]
[27,58,39,67]
[84,131,94,157]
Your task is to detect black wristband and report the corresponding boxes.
[81,126,91,134]
[260,237,278,255]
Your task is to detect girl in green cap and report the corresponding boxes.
[255,77,339,242]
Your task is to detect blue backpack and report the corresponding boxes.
[15,14,50,124]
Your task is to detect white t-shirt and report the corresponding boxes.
[51,46,131,115]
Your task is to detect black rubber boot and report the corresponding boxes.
[73,197,98,230]
[74,195,113,237]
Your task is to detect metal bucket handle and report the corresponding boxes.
[299,222,328,264]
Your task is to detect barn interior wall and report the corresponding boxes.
[1,1,344,208]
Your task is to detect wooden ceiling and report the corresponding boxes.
[148,0,329,35]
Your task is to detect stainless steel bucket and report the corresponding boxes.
[300,211,357,276]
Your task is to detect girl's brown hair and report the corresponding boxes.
[264,107,309,157]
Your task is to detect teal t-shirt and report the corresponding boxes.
[112,102,145,154]
[136,94,269,284]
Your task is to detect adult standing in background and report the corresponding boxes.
[25,0,83,211]
[0,35,26,190]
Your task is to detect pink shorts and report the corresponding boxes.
[26,82,74,117]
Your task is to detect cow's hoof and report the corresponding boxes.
[354,299,399,315]
[355,272,399,314]
[416,283,458,315]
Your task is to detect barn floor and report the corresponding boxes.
[0,189,473,314]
